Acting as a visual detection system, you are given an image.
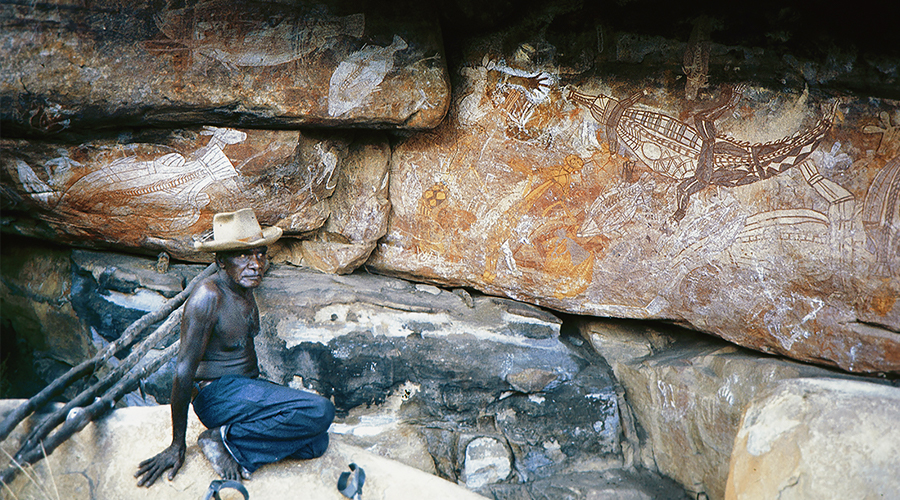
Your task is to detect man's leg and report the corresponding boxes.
[193,376,335,473]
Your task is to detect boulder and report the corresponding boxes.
[270,132,392,274]
[0,401,484,500]
[462,436,512,489]
[580,318,886,500]
[1,128,390,264]
[366,8,900,373]
[0,1,449,135]
[725,378,900,500]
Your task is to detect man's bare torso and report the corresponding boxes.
[194,276,260,381]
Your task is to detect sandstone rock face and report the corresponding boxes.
[368,23,900,373]
[0,401,484,500]
[0,240,96,399]
[253,266,622,483]
[36,248,625,490]
[580,318,884,500]
[1,2,897,375]
[1,129,390,262]
[725,378,900,500]
[270,132,392,274]
[0,1,449,135]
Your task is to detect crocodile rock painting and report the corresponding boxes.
[567,85,837,221]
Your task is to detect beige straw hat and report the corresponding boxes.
[194,208,282,252]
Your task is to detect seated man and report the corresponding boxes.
[136,208,334,487]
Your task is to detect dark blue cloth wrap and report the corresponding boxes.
[192,375,334,472]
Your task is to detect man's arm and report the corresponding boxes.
[135,281,218,487]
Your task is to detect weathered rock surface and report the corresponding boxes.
[2,1,898,375]
[270,132,392,274]
[367,14,900,373]
[0,241,93,374]
[483,469,691,500]
[0,1,449,135]
[0,401,484,500]
[253,266,623,483]
[0,245,90,401]
[580,318,892,500]
[725,378,900,500]
[8,247,629,492]
[1,128,390,263]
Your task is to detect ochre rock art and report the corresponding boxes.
[329,35,408,117]
[148,0,365,69]
[0,1,449,132]
[1,128,377,260]
[370,46,900,373]
[567,84,838,221]
[862,155,900,278]
[58,127,245,232]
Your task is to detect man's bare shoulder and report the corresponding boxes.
[185,275,223,312]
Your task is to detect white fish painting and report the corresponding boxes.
[60,127,245,231]
[328,35,408,117]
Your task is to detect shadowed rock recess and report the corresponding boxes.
[1,1,899,499]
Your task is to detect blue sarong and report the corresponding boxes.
[192,375,335,473]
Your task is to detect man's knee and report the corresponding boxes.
[314,396,335,433]
[285,394,334,434]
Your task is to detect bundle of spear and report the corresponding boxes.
[0,263,217,486]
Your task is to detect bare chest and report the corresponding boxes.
[211,298,259,351]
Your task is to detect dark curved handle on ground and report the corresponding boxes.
[203,479,249,500]
[337,462,366,500]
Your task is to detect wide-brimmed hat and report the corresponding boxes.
[194,208,282,253]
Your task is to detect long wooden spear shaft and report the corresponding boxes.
[0,263,215,443]
[0,339,181,486]
[13,306,183,463]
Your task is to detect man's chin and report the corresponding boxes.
[240,277,262,288]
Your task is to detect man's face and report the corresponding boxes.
[218,246,268,289]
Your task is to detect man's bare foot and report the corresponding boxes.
[198,427,250,481]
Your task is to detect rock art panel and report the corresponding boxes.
[0,128,380,261]
[0,0,449,134]
[271,132,392,274]
[369,40,900,373]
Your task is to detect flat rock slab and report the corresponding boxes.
[1,0,449,135]
[0,401,484,500]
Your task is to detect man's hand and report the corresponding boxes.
[135,443,185,487]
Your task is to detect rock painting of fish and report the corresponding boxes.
[59,127,245,231]
[328,35,408,117]
[150,0,365,68]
